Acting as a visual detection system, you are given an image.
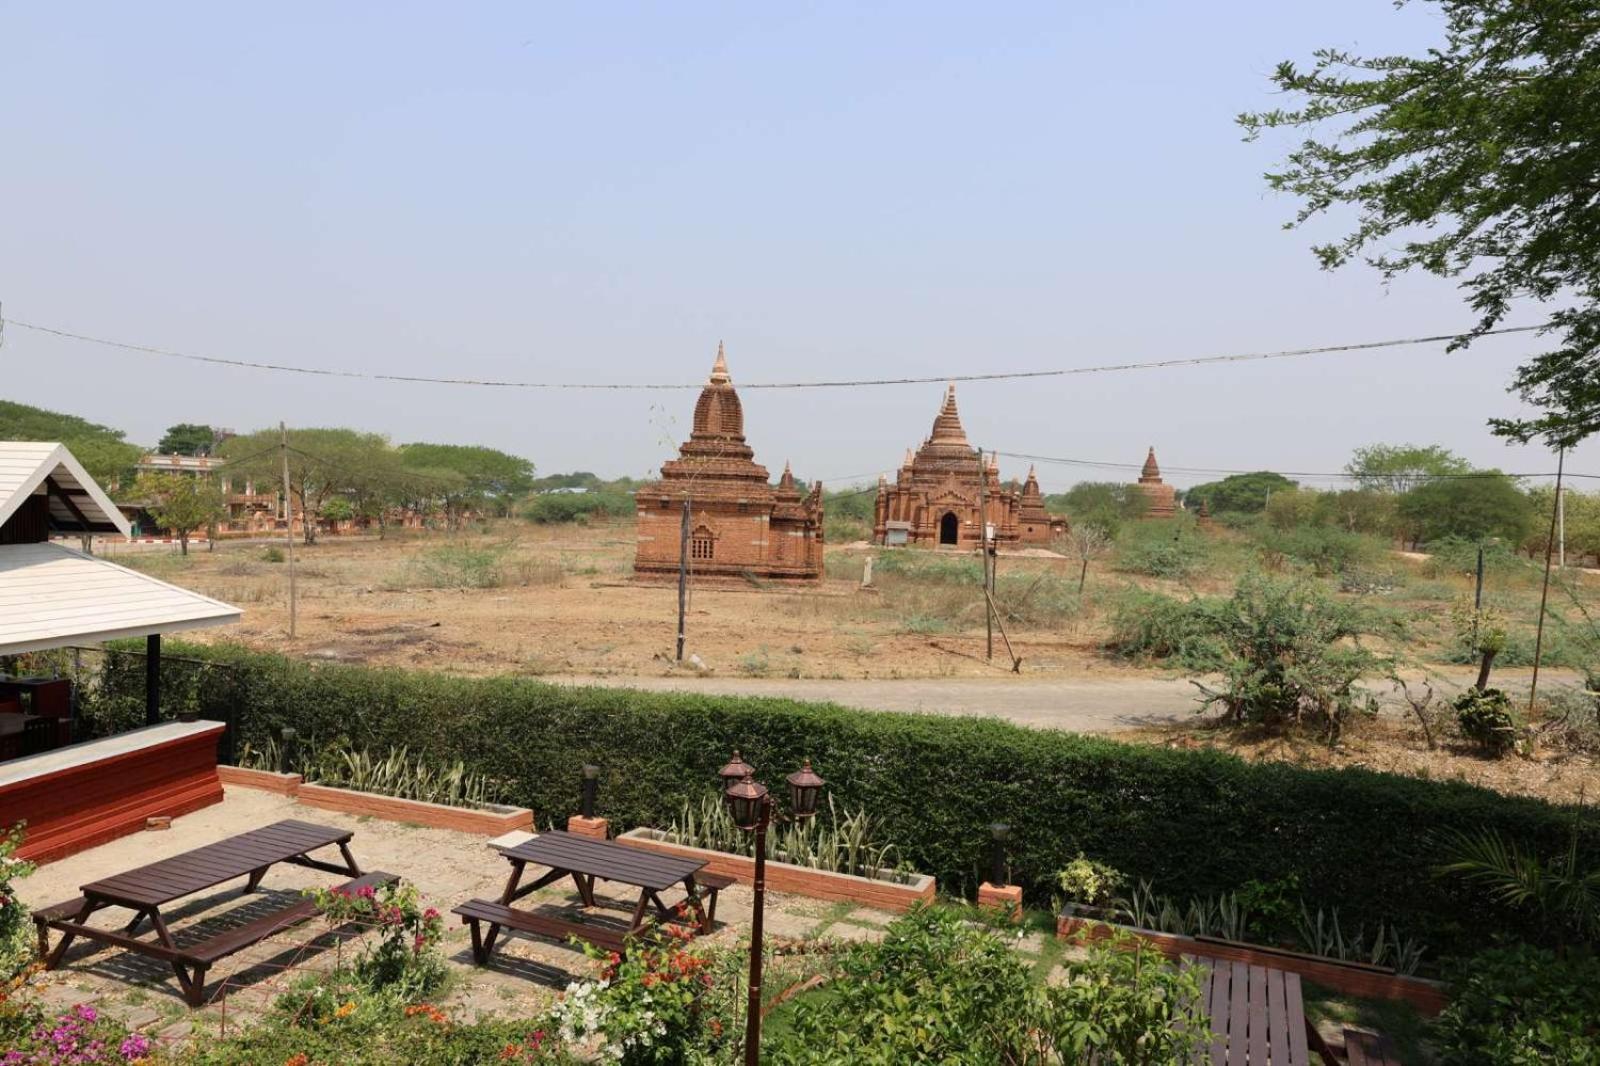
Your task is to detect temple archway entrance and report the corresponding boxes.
[939,512,960,546]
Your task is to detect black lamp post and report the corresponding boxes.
[580,764,599,819]
[718,752,824,1066]
[988,822,1011,887]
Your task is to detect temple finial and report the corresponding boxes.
[710,341,730,383]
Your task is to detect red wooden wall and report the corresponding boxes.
[4,724,225,863]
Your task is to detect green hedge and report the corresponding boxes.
[87,642,1597,961]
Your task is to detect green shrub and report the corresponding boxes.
[1252,526,1382,577]
[87,641,1600,960]
[771,906,1041,1063]
[1435,944,1600,1064]
[390,543,508,589]
[1114,522,1208,579]
[1056,853,1126,907]
[775,910,1206,1065]
[1454,688,1522,756]
[259,546,285,564]
[1105,587,1221,669]
[520,491,634,524]
[1422,535,1530,579]
[1192,574,1392,738]
[0,823,36,981]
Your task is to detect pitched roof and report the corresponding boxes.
[0,441,130,535]
[0,542,240,655]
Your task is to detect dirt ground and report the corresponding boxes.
[118,523,1141,680]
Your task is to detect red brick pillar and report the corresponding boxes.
[977,882,1023,922]
[567,815,609,840]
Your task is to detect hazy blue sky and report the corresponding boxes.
[3,2,1594,491]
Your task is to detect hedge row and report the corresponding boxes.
[88,641,1597,961]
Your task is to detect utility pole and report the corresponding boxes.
[675,498,690,661]
[1529,447,1566,714]
[978,447,993,661]
[280,422,298,640]
[1557,483,1566,569]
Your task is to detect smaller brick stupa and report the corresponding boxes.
[1131,447,1178,519]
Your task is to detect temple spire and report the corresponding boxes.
[1140,446,1162,484]
[709,340,731,384]
[928,383,970,446]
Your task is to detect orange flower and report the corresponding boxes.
[334,1000,357,1019]
[499,1045,521,1061]
[285,1055,309,1066]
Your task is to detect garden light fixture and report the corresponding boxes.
[785,759,824,820]
[580,763,599,819]
[988,822,1011,887]
[724,773,770,831]
[718,749,755,787]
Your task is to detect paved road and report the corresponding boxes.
[548,668,1578,733]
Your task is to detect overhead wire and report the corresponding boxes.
[0,315,1551,391]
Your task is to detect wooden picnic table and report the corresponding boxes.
[36,819,392,1006]
[1189,956,1330,1065]
[455,831,732,966]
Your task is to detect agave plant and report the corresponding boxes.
[662,792,904,881]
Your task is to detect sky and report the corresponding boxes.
[2,1,1595,493]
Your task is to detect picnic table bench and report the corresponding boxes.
[34,819,393,1006]
[1189,956,1335,1065]
[455,831,729,966]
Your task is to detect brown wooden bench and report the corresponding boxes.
[694,872,734,926]
[1344,1028,1403,1066]
[36,820,384,1006]
[454,898,630,963]
[40,870,397,1006]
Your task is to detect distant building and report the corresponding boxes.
[873,385,1064,548]
[1131,447,1179,519]
[634,344,823,583]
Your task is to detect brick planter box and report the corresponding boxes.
[1056,914,1449,1015]
[616,828,935,912]
[218,765,303,795]
[294,783,534,836]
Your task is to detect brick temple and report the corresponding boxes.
[634,344,823,583]
[1132,446,1179,518]
[873,385,1065,548]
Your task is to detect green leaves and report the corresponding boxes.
[1242,0,1600,447]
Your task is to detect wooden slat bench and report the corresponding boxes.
[454,898,630,963]
[35,820,384,1007]
[1188,956,1327,1064]
[1344,1029,1402,1066]
[40,870,397,1006]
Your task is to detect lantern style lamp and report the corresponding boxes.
[580,764,599,819]
[786,759,825,820]
[988,822,1011,887]
[724,773,770,831]
[719,750,755,788]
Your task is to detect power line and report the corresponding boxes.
[996,449,1600,482]
[1,315,1551,391]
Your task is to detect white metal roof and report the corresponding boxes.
[0,441,130,535]
[0,542,241,655]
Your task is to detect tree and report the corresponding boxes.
[1314,488,1399,538]
[1345,443,1474,494]
[155,424,219,456]
[1240,2,1600,448]
[1263,487,1321,530]
[0,399,143,489]
[398,443,535,519]
[219,427,389,545]
[1045,482,1147,537]
[1062,524,1112,593]
[134,472,223,555]
[1395,471,1535,546]
[1184,472,1297,515]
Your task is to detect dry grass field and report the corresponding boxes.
[110,516,1599,683]
[111,520,1140,679]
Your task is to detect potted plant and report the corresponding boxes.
[1055,854,1126,922]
